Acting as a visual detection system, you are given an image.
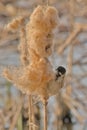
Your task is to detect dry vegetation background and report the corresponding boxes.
[0,0,87,130]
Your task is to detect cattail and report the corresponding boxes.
[2,5,62,130]
[26,5,58,59]
[3,5,59,98]
[3,58,55,97]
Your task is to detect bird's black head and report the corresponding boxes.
[57,66,66,74]
[55,66,66,80]
[56,66,66,75]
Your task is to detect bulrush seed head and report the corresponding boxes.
[2,5,64,100]
[26,5,58,58]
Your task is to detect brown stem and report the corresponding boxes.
[43,99,48,130]
[67,45,73,84]
[32,100,35,130]
[29,95,37,130]
[29,95,32,130]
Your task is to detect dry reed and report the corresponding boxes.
[0,0,87,130]
[2,4,62,130]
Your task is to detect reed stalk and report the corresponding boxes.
[43,99,48,130]
[29,95,32,130]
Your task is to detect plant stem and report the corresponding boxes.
[17,111,23,130]
[43,99,48,130]
[29,95,32,130]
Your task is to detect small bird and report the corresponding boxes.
[47,66,66,97]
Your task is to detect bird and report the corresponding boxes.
[47,66,66,98]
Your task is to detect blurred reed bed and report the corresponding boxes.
[0,0,87,130]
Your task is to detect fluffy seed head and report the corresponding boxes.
[26,5,59,58]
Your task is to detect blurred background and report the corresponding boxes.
[0,0,87,130]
